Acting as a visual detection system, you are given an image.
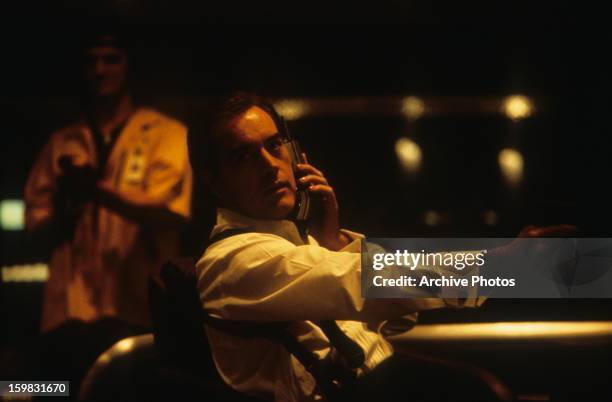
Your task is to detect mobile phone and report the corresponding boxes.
[278,115,311,239]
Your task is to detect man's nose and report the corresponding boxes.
[259,147,280,174]
[93,59,106,75]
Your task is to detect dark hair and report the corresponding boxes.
[78,15,130,52]
[187,91,280,182]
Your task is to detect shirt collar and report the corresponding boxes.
[212,207,307,246]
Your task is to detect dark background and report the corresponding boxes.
[1,1,611,342]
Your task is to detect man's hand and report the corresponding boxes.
[53,158,98,238]
[489,224,578,277]
[96,181,188,229]
[517,224,577,238]
[295,153,350,251]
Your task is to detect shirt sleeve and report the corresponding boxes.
[197,232,475,323]
[24,138,60,230]
[144,121,193,219]
[24,125,97,231]
[419,251,487,307]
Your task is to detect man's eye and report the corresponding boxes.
[104,55,122,65]
[267,139,283,153]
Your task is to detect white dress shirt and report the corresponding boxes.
[196,208,483,402]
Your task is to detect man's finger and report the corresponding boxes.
[518,225,538,238]
[519,224,578,237]
[308,185,336,201]
[299,175,328,186]
[534,224,578,237]
[296,163,324,177]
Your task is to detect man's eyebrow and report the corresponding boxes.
[228,144,254,154]
[226,133,283,153]
[265,133,283,143]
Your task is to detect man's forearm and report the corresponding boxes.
[24,209,70,252]
[316,230,351,251]
[96,184,188,229]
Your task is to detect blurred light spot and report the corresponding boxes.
[401,96,425,120]
[502,95,533,120]
[423,210,441,226]
[0,199,24,230]
[498,148,524,186]
[483,210,499,226]
[274,99,309,120]
[1,263,48,282]
[115,338,135,353]
[395,138,422,172]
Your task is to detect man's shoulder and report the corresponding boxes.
[199,229,299,271]
[133,107,187,136]
[205,229,295,255]
[197,230,303,295]
[47,120,89,143]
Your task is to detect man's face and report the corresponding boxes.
[83,45,128,97]
[210,106,297,220]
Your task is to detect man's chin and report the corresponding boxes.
[270,200,296,220]
[233,193,295,221]
[261,194,296,220]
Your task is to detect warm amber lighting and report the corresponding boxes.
[401,96,425,120]
[502,95,534,120]
[274,99,309,120]
[115,338,136,353]
[392,322,612,342]
[96,353,111,365]
[498,148,524,186]
[395,137,422,172]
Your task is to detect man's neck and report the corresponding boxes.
[215,207,306,246]
[92,92,134,138]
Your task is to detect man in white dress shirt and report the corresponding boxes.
[188,92,509,402]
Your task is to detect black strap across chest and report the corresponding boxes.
[89,116,129,175]
[201,228,366,399]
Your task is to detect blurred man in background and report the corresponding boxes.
[24,28,192,334]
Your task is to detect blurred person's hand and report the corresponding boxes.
[53,157,98,237]
[95,180,188,229]
[57,156,98,201]
[490,224,578,280]
[517,224,577,238]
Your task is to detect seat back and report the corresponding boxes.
[149,257,217,376]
